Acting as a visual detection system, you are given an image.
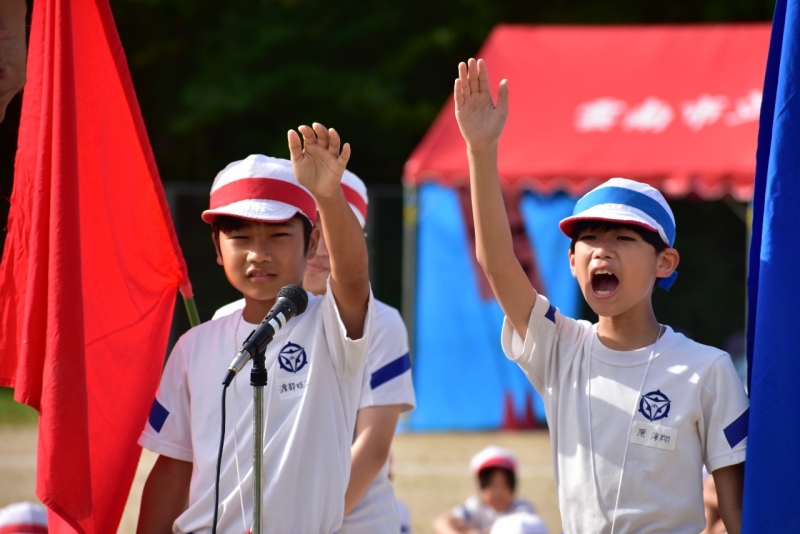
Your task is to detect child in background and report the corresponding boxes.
[454,57,748,533]
[433,446,542,534]
[0,502,48,533]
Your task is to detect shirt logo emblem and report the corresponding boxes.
[278,342,308,374]
[638,390,671,421]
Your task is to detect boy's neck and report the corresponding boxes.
[242,297,276,325]
[596,300,662,351]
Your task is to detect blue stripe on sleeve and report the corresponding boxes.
[148,398,169,433]
[370,353,411,390]
[545,304,557,323]
[574,186,676,246]
[724,407,749,448]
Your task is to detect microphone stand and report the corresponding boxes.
[250,347,268,534]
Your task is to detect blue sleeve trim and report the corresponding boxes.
[724,407,749,448]
[148,398,170,434]
[461,505,471,523]
[545,304,557,323]
[370,353,412,390]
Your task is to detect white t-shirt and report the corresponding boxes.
[502,294,749,534]
[140,285,374,534]
[451,496,536,532]
[339,299,415,534]
[213,298,417,534]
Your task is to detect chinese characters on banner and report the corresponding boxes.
[575,90,762,133]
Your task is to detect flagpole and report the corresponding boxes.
[182,295,200,328]
[179,283,200,328]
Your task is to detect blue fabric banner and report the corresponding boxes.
[520,191,580,319]
[406,184,578,431]
[744,0,800,530]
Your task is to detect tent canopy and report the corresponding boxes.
[404,24,770,201]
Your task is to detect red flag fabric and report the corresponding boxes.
[0,0,191,531]
[404,24,771,201]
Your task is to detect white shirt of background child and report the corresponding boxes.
[140,284,374,534]
[213,298,417,534]
[451,496,536,532]
[501,294,749,534]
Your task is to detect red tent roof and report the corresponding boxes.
[404,24,771,200]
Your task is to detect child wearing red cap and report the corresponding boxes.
[454,57,748,534]
[137,124,374,534]
[433,446,543,534]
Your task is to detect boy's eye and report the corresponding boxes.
[579,234,596,241]
[617,235,635,241]
[272,232,290,238]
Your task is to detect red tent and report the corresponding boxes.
[404,24,771,201]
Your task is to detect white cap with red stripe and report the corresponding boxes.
[341,170,368,228]
[0,502,48,534]
[201,154,316,224]
[469,445,517,475]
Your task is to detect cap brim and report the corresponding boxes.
[475,457,516,474]
[202,199,311,224]
[559,205,661,240]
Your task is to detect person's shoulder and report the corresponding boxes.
[661,326,728,362]
[511,497,537,514]
[211,298,245,320]
[373,299,406,331]
[462,495,486,512]
[177,311,237,348]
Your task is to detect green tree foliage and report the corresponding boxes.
[109,0,774,184]
[0,0,774,348]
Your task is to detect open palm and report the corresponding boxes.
[454,58,509,152]
[288,123,350,199]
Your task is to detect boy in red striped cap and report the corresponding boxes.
[137,124,374,534]
[212,168,416,533]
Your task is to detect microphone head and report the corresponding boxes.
[277,284,309,316]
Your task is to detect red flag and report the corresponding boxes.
[0,0,191,531]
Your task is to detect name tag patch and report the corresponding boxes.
[277,376,307,400]
[630,422,677,451]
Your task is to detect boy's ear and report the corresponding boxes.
[655,247,680,278]
[212,232,223,266]
[306,226,321,260]
[568,249,576,277]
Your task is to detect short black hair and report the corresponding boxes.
[212,214,313,253]
[477,466,516,492]
[569,220,667,255]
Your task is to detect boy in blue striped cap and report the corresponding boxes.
[454,58,748,534]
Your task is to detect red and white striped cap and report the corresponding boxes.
[469,445,517,475]
[0,502,48,534]
[341,170,368,228]
[201,154,316,224]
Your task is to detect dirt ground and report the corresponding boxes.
[0,424,561,534]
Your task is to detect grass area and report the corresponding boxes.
[0,387,38,424]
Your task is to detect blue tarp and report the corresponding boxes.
[743,0,800,530]
[406,183,578,431]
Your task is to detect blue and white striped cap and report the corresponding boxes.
[559,178,678,290]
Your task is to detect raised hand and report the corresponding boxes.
[288,123,351,199]
[454,58,509,152]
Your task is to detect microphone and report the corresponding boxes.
[222,284,309,386]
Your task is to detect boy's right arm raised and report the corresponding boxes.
[455,58,536,338]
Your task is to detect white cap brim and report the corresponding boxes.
[202,199,310,224]
[559,204,667,245]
